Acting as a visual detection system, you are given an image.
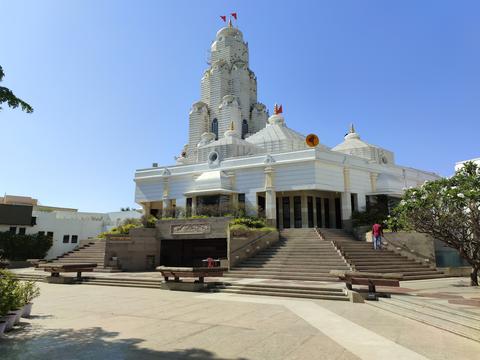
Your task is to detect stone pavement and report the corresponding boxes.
[1,280,480,360]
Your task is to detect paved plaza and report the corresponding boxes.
[1,277,480,359]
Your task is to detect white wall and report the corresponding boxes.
[1,209,143,260]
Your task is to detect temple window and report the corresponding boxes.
[212,118,219,140]
[242,119,248,139]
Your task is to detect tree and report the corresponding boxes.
[393,162,480,285]
[0,65,33,113]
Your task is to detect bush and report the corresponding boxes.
[20,280,40,304]
[231,217,267,229]
[0,232,52,261]
[0,270,40,316]
[0,270,21,315]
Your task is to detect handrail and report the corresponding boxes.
[230,230,276,256]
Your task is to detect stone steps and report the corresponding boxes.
[45,239,117,271]
[368,295,480,342]
[212,283,349,301]
[320,230,446,280]
[228,228,350,283]
[81,277,163,289]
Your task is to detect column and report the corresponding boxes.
[301,194,308,228]
[231,193,239,216]
[341,192,353,230]
[357,193,367,212]
[192,196,197,216]
[264,166,276,227]
[141,202,151,217]
[162,177,169,218]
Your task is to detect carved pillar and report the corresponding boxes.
[342,167,352,230]
[192,196,197,216]
[264,166,276,227]
[162,175,170,218]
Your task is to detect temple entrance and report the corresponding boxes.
[274,191,343,229]
[160,239,227,267]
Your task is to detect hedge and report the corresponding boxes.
[0,232,52,260]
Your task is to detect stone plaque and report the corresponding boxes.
[171,223,211,235]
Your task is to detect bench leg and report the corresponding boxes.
[367,283,377,301]
[174,276,180,282]
[52,272,59,277]
[199,277,204,283]
[76,271,82,281]
[164,276,169,282]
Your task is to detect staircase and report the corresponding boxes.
[320,228,445,280]
[226,228,351,282]
[44,239,118,272]
[368,295,480,342]
[212,283,349,301]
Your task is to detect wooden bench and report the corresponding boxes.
[331,270,403,300]
[27,259,48,268]
[156,266,226,284]
[38,263,97,282]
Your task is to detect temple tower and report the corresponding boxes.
[185,20,268,162]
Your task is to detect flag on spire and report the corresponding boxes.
[231,12,237,20]
[220,15,226,22]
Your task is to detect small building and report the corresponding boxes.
[0,195,142,259]
[134,22,440,230]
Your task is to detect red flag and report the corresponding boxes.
[220,15,226,22]
[231,12,237,20]
[278,105,283,114]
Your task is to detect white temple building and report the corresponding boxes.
[134,21,439,229]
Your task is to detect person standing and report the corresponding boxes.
[372,223,383,250]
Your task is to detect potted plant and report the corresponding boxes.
[0,270,19,331]
[20,280,40,318]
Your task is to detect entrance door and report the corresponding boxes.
[335,198,342,229]
[282,197,291,228]
[324,198,330,228]
[316,197,322,228]
[307,196,314,228]
[293,196,302,228]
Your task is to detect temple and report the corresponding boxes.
[134,21,439,229]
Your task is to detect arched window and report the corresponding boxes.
[211,118,218,140]
[242,119,248,139]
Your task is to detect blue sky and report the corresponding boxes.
[1,0,479,212]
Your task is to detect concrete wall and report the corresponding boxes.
[104,217,232,271]
[229,228,279,268]
[383,232,435,265]
[105,228,159,272]
[156,217,231,240]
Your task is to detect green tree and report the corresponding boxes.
[393,162,480,286]
[0,65,33,113]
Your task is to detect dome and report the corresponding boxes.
[215,21,243,40]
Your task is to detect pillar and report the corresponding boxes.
[192,196,197,216]
[301,194,308,228]
[341,192,353,231]
[141,202,151,217]
[357,193,367,212]
[264,166,276,227]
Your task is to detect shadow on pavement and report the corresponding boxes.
[1,325,249,360]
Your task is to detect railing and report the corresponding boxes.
[229,230,279,268]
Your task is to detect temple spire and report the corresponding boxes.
[349,123,355,134]
[228,18,233,28]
